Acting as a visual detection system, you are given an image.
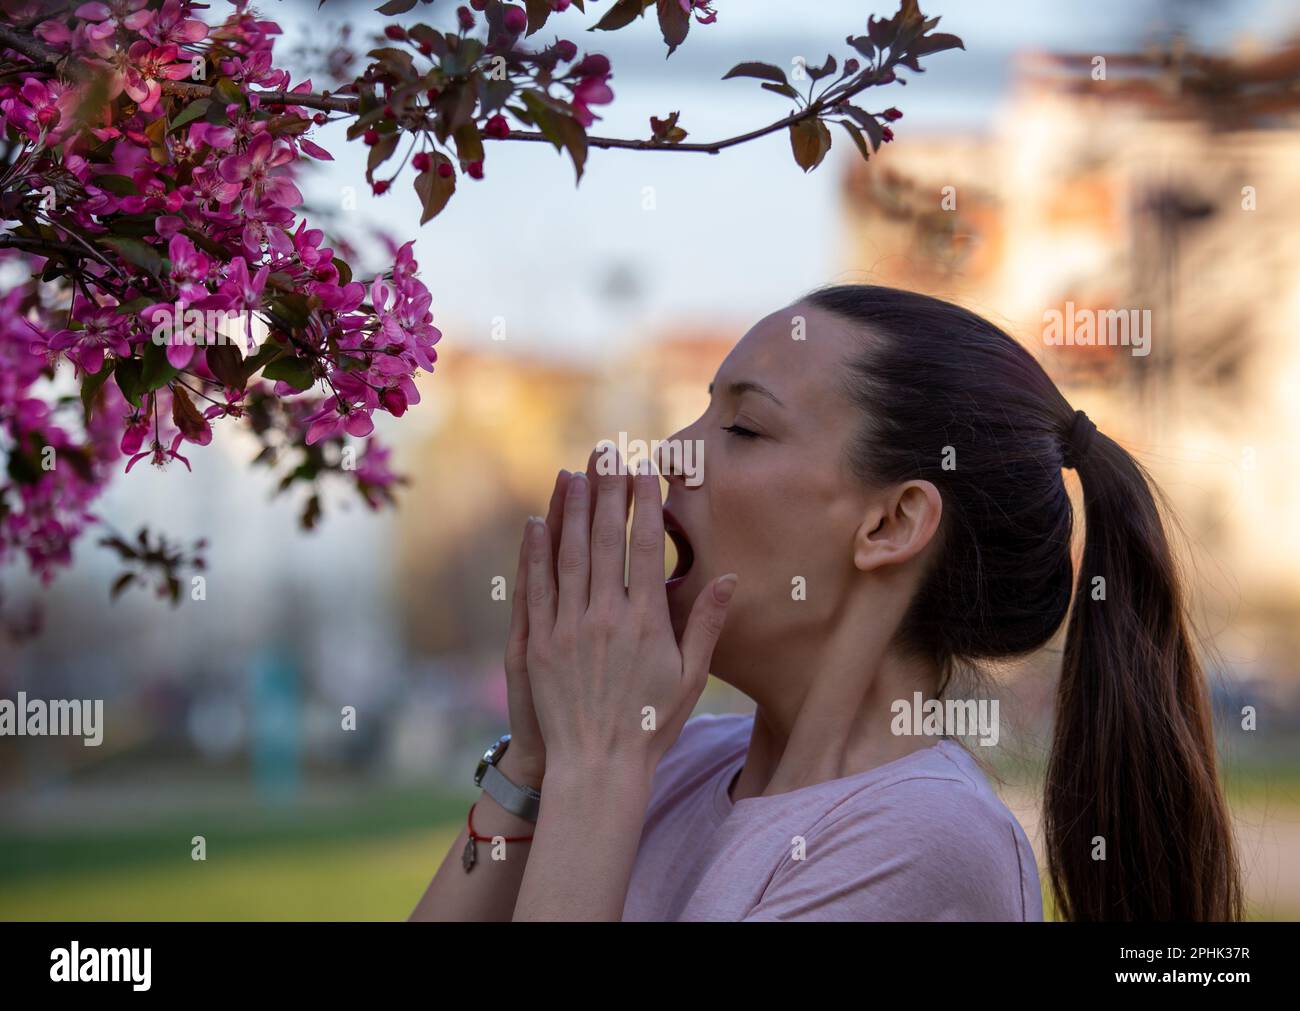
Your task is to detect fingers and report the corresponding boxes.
[680,574,738,689]
[524,516,556,635]
[505,532,530,676]
[555,471,591,616]
[544,469,572,565]
[590,447,631,602]
[586,442,634,535]
[627,457,668,612]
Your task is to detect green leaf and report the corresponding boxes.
[656,0,689,55]
[169,98,211,133]
[92,174,139,197]
[111,572,138,600]
[366,132,400,181]
[722,62,788,85]
[267,293,311,330]
[788,118,832,172]
[590,0,647,32]
[367,47,416,80]
[525,0,552,35]
[414,162,455,224]
[206,345,246,390]
[241,339,285,380]
[806,55,837,81]
[910,32,965,57]
[549,113,588,182]
[212,77,245,110]
[141,340,180,392]
[101,236,163,276]
[81,360,115,424]
[839,120,871,163]
[114,357,144,408]
[760,81,799,100]
[452,122,485,165]
[262,355,316,392]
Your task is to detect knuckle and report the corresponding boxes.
[556,548,587,573]
[592,523,624,552]
[526,581,550,606]
[631,528,661,552]
[585,604,620,635]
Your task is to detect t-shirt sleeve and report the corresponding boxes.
[741,776,1033,922]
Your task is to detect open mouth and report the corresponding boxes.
[664,514,695,589]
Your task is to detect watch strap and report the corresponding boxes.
[480,762,541,823]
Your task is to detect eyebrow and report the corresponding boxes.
[707,380,785,407]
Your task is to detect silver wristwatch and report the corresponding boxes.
[474,733,541,823]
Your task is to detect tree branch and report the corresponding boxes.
[1,22,888,158]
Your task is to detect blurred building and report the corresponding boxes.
[838,45,1300,705]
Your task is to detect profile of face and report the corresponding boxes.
[658,301,942,694]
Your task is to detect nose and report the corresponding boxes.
[657,420,701,490]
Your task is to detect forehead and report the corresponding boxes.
[714,302,861,402]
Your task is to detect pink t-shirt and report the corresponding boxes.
[622,712,1043,921]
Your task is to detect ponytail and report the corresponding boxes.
[805,283,1243,921]
[1045,429,1243,920]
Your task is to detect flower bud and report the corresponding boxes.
[412,151,432,172]
[503,5,527,34]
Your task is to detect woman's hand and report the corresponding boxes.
[501,469,572,788]
[522,453,738,778]
[502,447,626,785]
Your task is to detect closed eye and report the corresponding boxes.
[721,424,760,439]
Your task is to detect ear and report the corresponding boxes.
[853,480,943,573]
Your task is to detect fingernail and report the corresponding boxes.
[527,517,546,541]
[572,470,587,484]
[713,573,738,603]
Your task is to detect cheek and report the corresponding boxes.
[705,450,848,601]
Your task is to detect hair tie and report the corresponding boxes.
[1061,410,1097,470]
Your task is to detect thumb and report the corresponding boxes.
[680,573,738,687]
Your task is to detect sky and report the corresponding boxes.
[267,0,1300,363]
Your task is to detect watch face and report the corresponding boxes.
[474,733,511,786]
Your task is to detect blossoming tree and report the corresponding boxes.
[0,0,962,608]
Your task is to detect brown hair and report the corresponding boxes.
[807,283,1242,921]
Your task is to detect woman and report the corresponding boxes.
[410,285,1242,922]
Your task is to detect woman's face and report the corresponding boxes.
[660,301,875,683]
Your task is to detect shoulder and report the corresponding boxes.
[755,741,1040,921]
[821,742,1026,860]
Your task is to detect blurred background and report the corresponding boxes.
[2,0,1300,920]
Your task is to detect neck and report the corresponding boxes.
[725,593,943,802]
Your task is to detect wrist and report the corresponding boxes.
[544,748,655,796]
[494,745,544,792]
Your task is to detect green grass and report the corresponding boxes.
[0,782,469,921]
[3,771,1298,921]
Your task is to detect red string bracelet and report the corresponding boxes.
[462,802,534,872]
